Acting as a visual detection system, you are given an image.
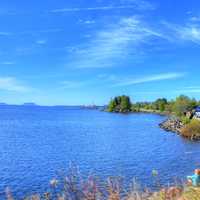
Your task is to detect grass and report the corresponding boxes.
[5,166,200,200]
[181,119,200,140]
[151,186,200,200]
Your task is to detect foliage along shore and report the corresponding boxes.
[5,167,200,200]
[107,95,200,140]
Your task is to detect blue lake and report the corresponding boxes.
[0,105,200,198]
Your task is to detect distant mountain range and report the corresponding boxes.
[0,103,106,108]
[0,102,37,106]
[0,103,7,105]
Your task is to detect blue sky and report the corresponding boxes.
[0,0,200,105]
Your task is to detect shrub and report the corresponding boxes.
[6,170,200,200]
[153,98,168,112]
[180,116,191,125]
[173,95,197,117]
[131,104,140,112]
[181,119,200,139]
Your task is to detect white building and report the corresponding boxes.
[194,106,200,119]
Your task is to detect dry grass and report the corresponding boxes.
[4,167,200,200]
[181,119,200,140]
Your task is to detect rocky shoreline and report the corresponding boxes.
[159,117,184,134]
[138,109,185,134]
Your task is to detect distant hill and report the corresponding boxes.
[0,103,7,105]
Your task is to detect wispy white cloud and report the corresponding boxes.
[61,80,88,89]
[137,86,200,95]
[179,89,200,93]
[0,32,12,36]
[0,62,15,65]
[82,20,96,25]
[50,3,154,14]
[69,16,165,68]
[178,26,200,44]
[128,87,200,96]
[176,86,200,94]
[189,16,200,22]
[114,72,185,86]
[97,74,117,81]
[51,0,155,13]
[162,20,200,45]
[121,0,155,10]
[60,73,182,89]
[0,77,30,92]
[36,40,47,45]
[60,75,117,89]
[51,6,134,13]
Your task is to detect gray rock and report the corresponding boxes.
[159,118,184,134]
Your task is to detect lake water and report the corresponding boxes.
[0,105,200,198]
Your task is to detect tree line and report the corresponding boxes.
[108,95,200,117]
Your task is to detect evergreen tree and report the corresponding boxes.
[108,99,116,112]
[120,95,131,112]
[107,95,132,112]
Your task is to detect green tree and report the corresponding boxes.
[120,95,131,112]
[107,99,116,112]
[165,101,174,113]
[131,102,142,112]
[154,98,168,112]
[107,95,132,112]
[173,95,196,117]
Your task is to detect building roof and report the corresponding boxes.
[195,106,200,112]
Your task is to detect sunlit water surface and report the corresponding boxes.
[0,106,200,198]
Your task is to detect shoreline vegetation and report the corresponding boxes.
[107,95,200,140]
[6,166,200,200]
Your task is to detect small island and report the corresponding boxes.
[107,95,200,140]
[107,95,132,113]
